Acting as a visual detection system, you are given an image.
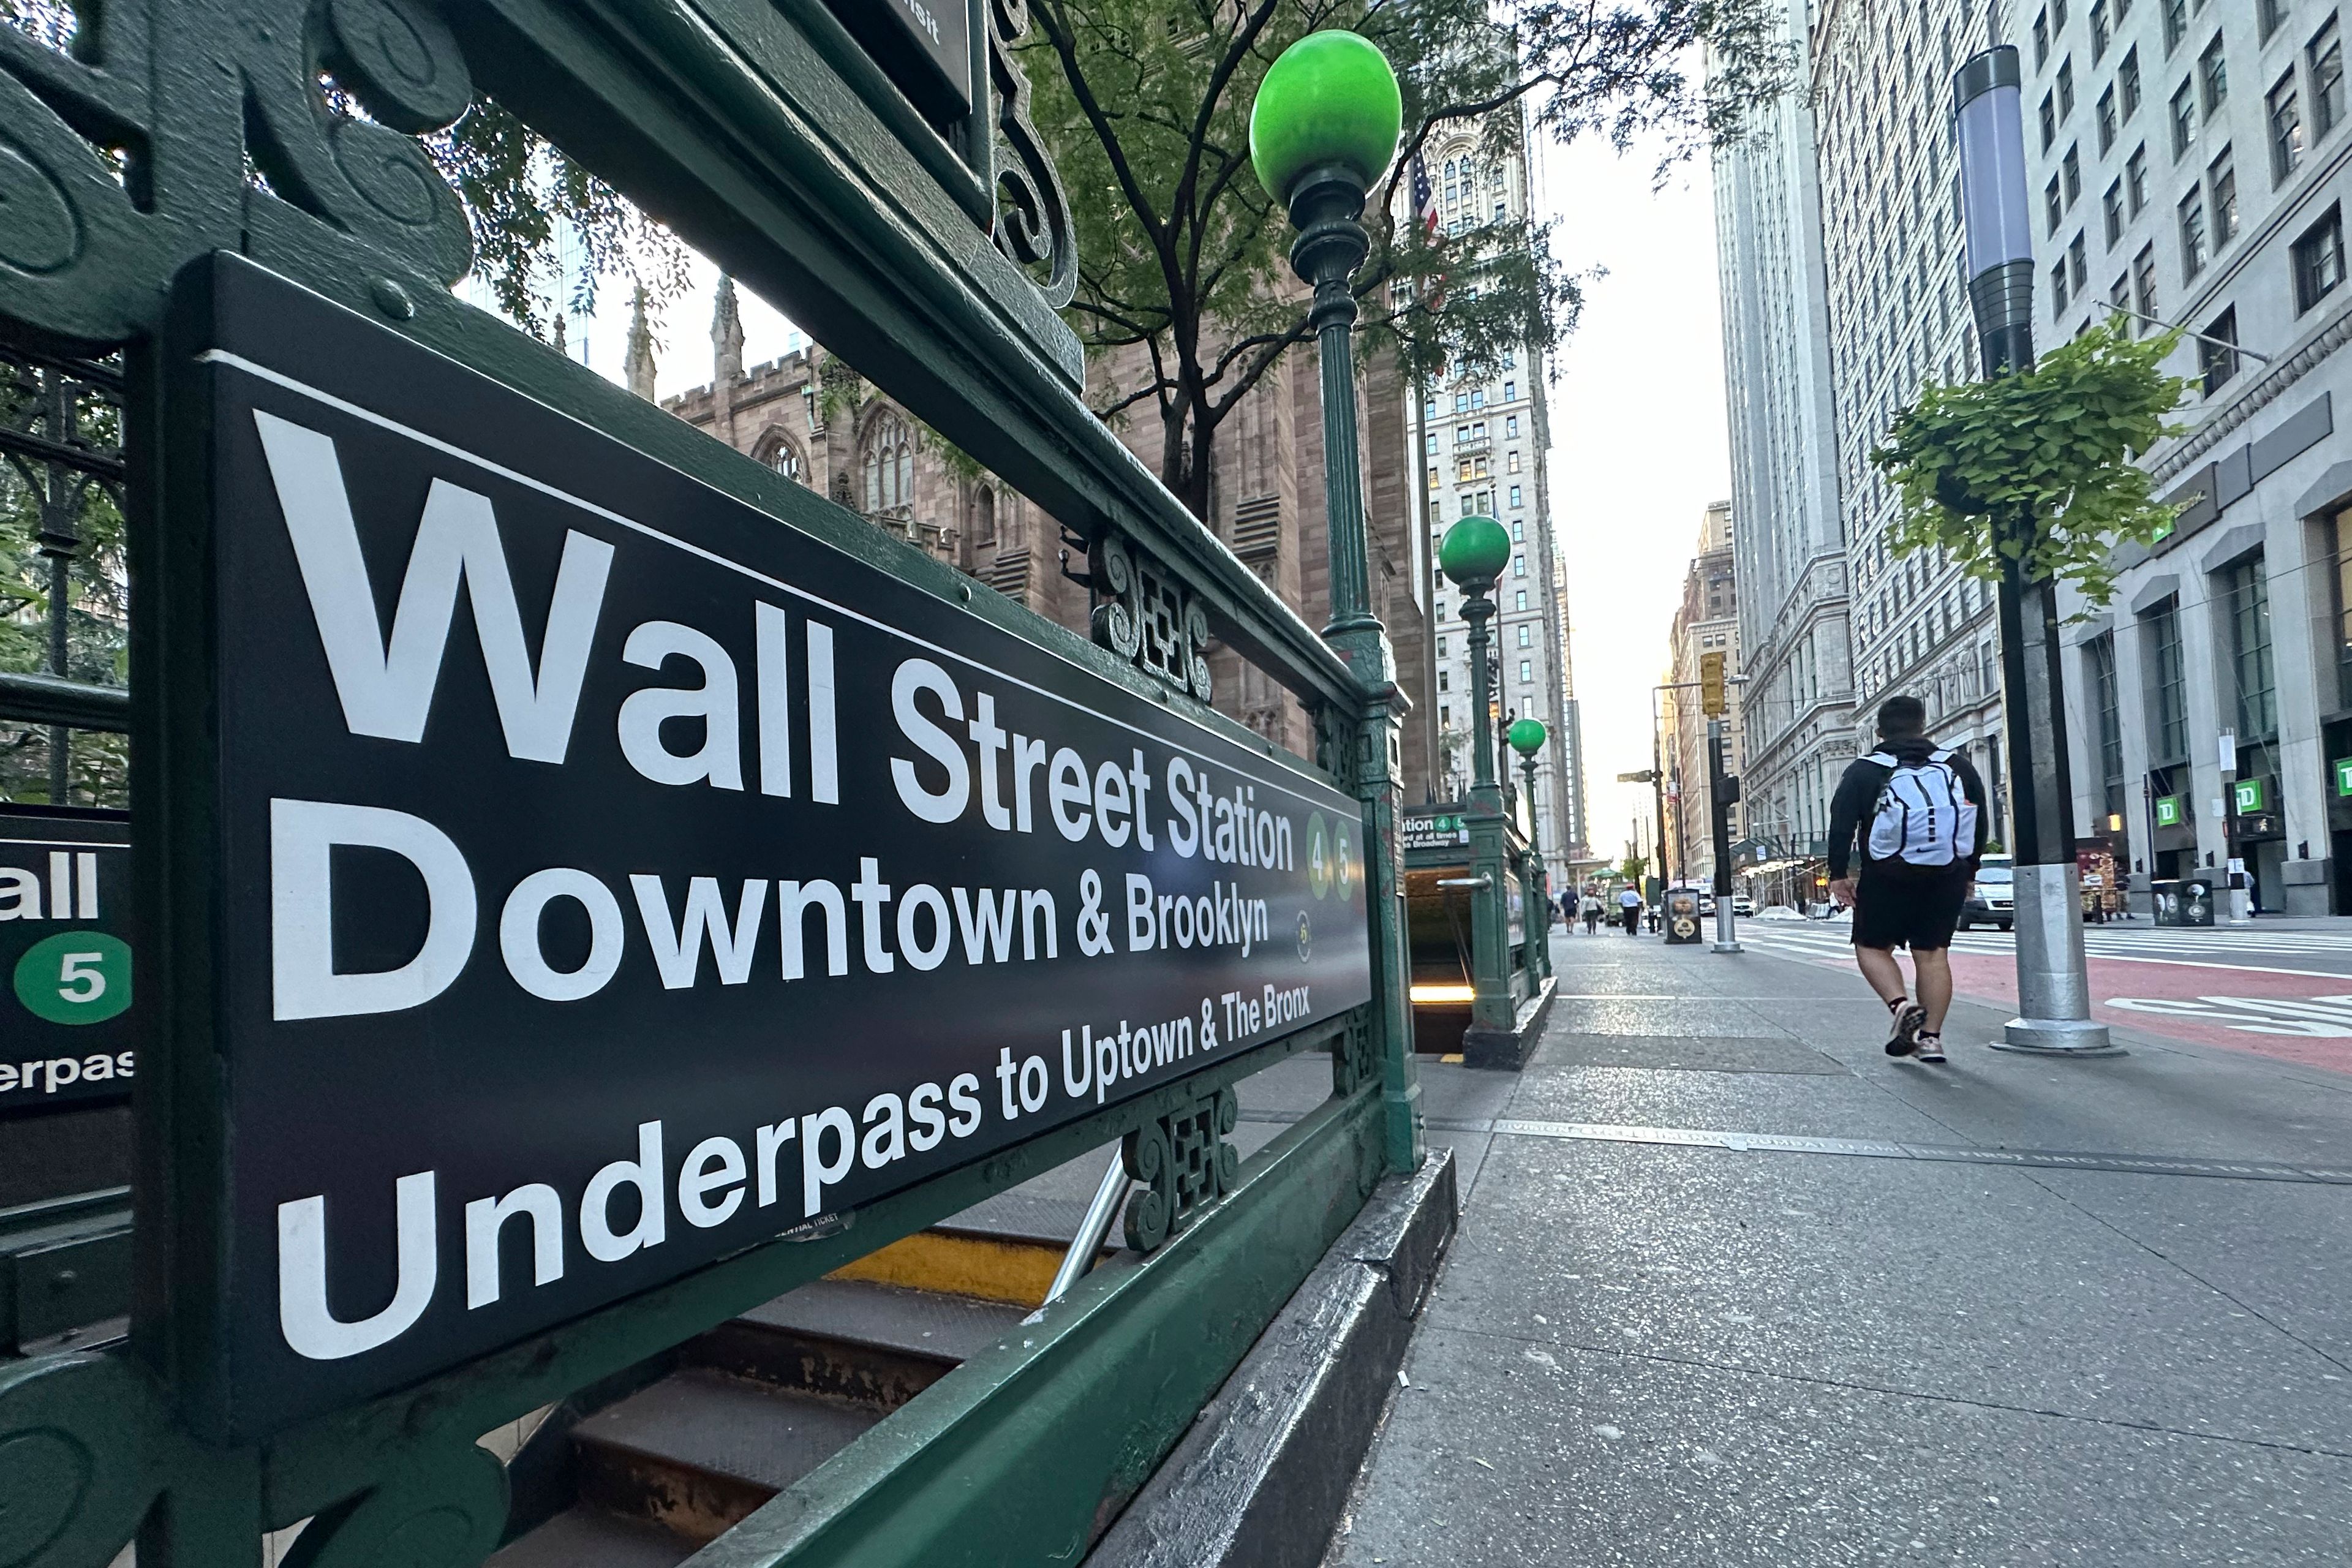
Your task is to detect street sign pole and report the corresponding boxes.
[2219,730,2250,924]
[1708,718,1741,954]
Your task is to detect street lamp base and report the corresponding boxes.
[1711,940,1744,954]
[1991,1016,2124,1055]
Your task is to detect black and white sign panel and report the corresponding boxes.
[0,807,135,1112]
[170,258,1371,1434]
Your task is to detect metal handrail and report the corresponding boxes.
[0,670,131,731]
[1038,1148,1133,1311]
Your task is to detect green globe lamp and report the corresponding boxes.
[1438,513,1511,590]
[1251,31,1403,668]
[1439,514,1510,799]
[1507,717,1547,758]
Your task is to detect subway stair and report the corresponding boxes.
[488,1210,1087,1567]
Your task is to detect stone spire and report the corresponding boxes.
[624,284,657,401]
[713,273,746,385]
[551,313,568,357]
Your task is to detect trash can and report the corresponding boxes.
[2152,879,2180,926]
[1663,888,1703,944]
[2177,877,2215,927]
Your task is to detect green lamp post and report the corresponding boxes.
[1509,717,1551,981]
[1253,33,1422,1163]
[1440,513,1518,1041]
[1252,29,1403,686]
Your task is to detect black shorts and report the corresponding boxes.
[1851,867,1968,952]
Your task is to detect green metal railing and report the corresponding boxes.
[0,4,1422,1565]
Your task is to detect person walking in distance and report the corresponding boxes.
[1581,886,1604,935]
[1825,695,1990,1064]
[1616,883,1643,934]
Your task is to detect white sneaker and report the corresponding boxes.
[1914,1033,1947,1064]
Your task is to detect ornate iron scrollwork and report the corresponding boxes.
[1088,530,1214,703]
[1331,1009,1379,1096]
[1120,1082,1240,1253]
[0,0,475,351]
[987,0,1076,308]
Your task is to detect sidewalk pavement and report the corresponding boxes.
[1322,924,2352,1566]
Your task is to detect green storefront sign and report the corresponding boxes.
[2234,777,2267,813]
[2335,757,2352,797]
[2155,794,2184,827]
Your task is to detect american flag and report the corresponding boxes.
[1409,153,1440,239]
[1409,152,1445,311]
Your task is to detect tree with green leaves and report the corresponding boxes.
[1023,0,1791,516]
[1869,318,2193,606]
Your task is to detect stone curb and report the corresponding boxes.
[1083,1148,1460,1568]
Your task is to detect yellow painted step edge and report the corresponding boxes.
[829,1229,1066,1310]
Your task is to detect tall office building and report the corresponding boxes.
[2023,0,2352,914]
[1711,0,1857,865]
[1811,0,2014,834]
[1411,108,1584,881]
[1665,502,1744,884]
[1712,0,1853,870]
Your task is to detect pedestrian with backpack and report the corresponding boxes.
[1825,695,1990,1064]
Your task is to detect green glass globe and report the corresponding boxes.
[1508,717,1548,756]
[1249,31,1403,204]
[1438,514,1511,588]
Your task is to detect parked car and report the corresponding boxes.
[1733,894,1755,917]
[1959,854,2015,931]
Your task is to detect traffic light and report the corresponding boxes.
[1699,651,1727,717]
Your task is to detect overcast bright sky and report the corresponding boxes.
[1530,136,1735,867]
[546,130,1733,869]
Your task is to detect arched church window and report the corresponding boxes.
[862,410,913,514]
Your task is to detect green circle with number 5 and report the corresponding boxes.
[14,932,132,1024]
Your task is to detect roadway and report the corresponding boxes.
[1724,915,2352,1072]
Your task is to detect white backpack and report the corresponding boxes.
[1864,748,1977,868]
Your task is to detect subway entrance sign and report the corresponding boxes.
[0,807,134,1112]
[159,257,1370,1436]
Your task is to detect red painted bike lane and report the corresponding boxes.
[1940,948,2352,1075]
[1790,944,2352,1074]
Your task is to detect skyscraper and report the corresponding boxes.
[1412,110,1584,880]
[1811,0,2013,834]
[1711,0,1856,866]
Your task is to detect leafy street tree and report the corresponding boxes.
[1869,319,2192,606]
[1022,0,1790,516]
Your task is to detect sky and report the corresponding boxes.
[522,127,1736,872]
[1531,134,1734,869]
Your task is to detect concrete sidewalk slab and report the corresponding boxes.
[1322,930,2352,1566]
[1327,1326,2351,1567]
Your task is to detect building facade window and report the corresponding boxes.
[2162,0,2188,54]
[2133,243,2160,325]
[2271,72,2306,180]
[2199,304,2241,393]
[2221,556,2278,738]
[2260,0,2291,44]
[2294,204,2345,312]
[2103,179,2126,245]
[2211,150,2240,245]
[860,410,913,515]
[2087,633,2128,824]
[2179,186,2209,277]
[2121,46,2144,118]
[2128,144,2150,211]
[2198,35,2227,117]
[2098,85,2119,150]
[760,435,804,481]
[2316,17,2346,139]
[2331,503,2352,708]
[2143,600,2188,762]
[2171,78,2198,156]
